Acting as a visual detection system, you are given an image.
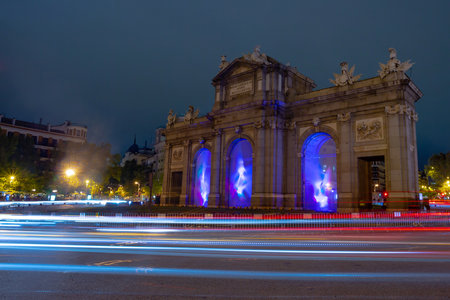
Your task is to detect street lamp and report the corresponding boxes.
[9,176,15,184]
[65,168,75,177]
[135,181,141,199]
[108,186,113,197]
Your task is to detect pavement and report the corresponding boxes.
[0,220,449,299]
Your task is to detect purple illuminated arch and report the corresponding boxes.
[192,148,211,207]
[302,132,337,212]
[228,138,252,208]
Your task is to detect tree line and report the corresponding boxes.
[0,133,156,199]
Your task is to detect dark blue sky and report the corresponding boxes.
[0,1,449,167]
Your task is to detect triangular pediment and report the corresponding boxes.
[230,65,253,76]
[212,59,260,83]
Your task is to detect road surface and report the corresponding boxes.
[0,222,449,299]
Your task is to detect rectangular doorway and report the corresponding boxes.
[358,156,385,210]
[170,171,182,205]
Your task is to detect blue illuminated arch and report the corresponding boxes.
[302,132,337,212]
[192,148,211,207]
[228,138,253,208]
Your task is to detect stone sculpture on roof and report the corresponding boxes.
[378,48,414,79]
[330,62,361,86]
[167,109,177,128]
[184,105,200,124]
[243,46,270,65]
[219,55,230,70]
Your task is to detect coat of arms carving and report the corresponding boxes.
[356,118,383,142]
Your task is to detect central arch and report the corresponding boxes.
[227,138,253,208]
[302,132,337,212]
[192,148,211,207]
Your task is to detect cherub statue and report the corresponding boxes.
[378,48,414,79]
[219,55,230,70]
[243,46,270,64]
[167,109,177,128]
[330,62,361,86]
[184,105,199,124]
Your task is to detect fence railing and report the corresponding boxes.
[68,211,450,230]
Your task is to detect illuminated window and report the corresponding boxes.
[228,139,252,208]
[192,149,211,207]
[302,132,337,212]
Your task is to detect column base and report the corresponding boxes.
[251,193,297,208]
[207,193,221,208]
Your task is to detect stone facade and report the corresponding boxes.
[162,48,422,212]
[0,115,87,161]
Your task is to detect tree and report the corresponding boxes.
[102,153,122,192]
[51,142,117,195]
[425,152,450,187]
[120,160,151,197]
[151,172,163,197]
[0,134,42,193]
[423,152,450,197]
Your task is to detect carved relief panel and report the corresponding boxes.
[355,117,384,142]
[172,147,184,162]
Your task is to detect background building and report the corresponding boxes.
[120,136,153,167]
[0,115,87,161]
[120,129,166,200]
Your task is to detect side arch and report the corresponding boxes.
[300,131,338,212]
[298,125,339,153]
[191,147,212,207]
[224,133,256,158]
[226,138,253,208]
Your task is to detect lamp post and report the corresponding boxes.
[134,181,141,200]
[84,179,91,199]
[108,187,113,198]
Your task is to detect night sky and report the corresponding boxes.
[0,1,449,168]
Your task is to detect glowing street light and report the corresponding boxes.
[9,176,15,183]
[65,169,75,177]
[135,181,141,198]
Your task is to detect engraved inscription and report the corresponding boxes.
[229,80,253,97]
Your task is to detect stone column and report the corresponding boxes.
[386,105,411,210]
[337,113,354,212]
[273,121,284,208]
[219,82,225,109]
[161,144,171,206]
[208,129,223,207]
[251,122,265,207]
[283,122,297,208]
[179,140,191,206]
[411,111,419,201]
[261,67,267,102]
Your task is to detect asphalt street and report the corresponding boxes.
[0,222,449,299]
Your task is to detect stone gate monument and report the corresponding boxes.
[161,47,422,212]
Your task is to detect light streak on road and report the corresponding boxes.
[0,213,449,230]
[96,228,180,233]
[0,199,128,207]
[0,263,449,280]
[0,242,432,256]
